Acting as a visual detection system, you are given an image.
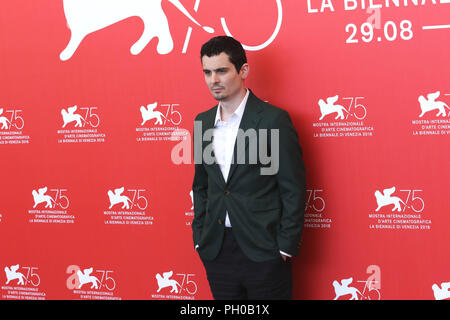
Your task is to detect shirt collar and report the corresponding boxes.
[214,89,249,126]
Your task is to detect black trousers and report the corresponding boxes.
[201,228,292,300]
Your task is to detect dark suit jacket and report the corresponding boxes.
[192,90,306,262]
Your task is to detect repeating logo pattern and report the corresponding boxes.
[28,187,76,224]
[136,101,187,143]
[412,91,450,136]
[57,105,106,144]
[66,265,121,300]
[104,187,154,226]
[332,265,381,300]
[418,91,450,118]
[312,95,375,138]
[304,189,333,229]
[1,264,46,300]
[0,107,31,144]
[152,270,198,300]
[0,0,448,301]
[369,186,432,231]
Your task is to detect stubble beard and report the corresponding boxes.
[213,93,227,101]
[210,87,227,101]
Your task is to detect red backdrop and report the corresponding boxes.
[0,0,449,300]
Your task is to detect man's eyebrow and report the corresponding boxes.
[203,67,230,72]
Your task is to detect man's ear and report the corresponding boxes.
[240,63,250,80]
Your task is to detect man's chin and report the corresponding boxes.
[212,93,227,101]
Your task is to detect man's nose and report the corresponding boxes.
[211,72,220,83]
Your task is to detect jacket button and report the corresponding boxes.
[224,190,230,195]
[218,219,223,225]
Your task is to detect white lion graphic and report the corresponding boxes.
[432,282,450,300]
[140,102,164,126]
[156,271,180,293]
[32,187,54,209]
[61,105,85,128]
[418,91,450,118]
[60,0,214,61]
[318,95,349,120]
[0,108,11,130]
[4,265,26,285]
[108,187,132,209]
[374,186,405,212]
[77,267,100,289]
[332,277,361,300]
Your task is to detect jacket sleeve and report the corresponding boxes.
[191,115,208,247]
[274,110,307,257]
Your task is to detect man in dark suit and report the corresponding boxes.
[192,36,306,300]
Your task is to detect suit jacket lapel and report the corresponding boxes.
[201,105,227,187]
[226,91,263,184]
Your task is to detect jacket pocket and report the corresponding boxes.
[250,196,282,212]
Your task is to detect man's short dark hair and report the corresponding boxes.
[200,36,247,73]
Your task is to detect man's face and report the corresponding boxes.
[201,52,248,102]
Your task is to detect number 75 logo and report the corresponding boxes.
[374,187,424,213]
[0,108,24,130]
[306,189,325,213]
